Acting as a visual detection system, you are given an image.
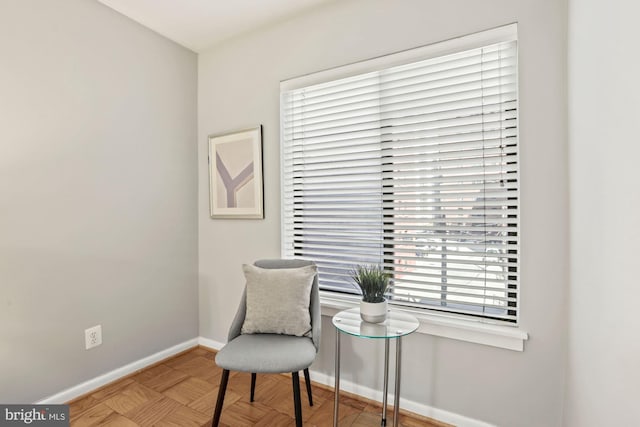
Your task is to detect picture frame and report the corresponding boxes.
[208,126,264,219]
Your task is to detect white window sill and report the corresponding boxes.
[320,292,529,352]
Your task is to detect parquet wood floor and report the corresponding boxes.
[68,346,451,426]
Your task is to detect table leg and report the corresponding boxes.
[381,339,389,426]
[333,330,341,427]
[393,337,402,427]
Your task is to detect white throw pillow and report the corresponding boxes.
[241,263,316,337]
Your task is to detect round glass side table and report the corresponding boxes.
[332,307,419,427]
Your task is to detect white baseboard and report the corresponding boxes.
[197,336,225,351]
[36,338,199,404]
[308,369,495,427]
[36,336,493,427]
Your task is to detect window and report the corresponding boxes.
[281,25,519,323]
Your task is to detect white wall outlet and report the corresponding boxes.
[85,325,102,350]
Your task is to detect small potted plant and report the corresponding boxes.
[351,264,391,323]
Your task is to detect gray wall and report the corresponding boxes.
[198,0,568,425]
[0,0,198,403]
[565,0,640,425]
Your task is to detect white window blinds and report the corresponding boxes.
[281,26,519,322]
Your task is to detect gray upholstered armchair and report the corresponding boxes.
[212,259,321,427]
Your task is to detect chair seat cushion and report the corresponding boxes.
[215,334,316,373]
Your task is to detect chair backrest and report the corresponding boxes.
[227,259,321,351]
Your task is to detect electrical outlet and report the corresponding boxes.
[85,325,102,350]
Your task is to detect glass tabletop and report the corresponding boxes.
[332,308,419,339]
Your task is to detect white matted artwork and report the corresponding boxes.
[208,126,264,219]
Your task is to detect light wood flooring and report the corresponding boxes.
[68,346,451,426]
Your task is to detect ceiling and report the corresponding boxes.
[98,0,332,52]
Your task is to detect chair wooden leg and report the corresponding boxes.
[303,368,313,406]
[212,369,229,427]
[292,372,303,427]
[250,373,256,402]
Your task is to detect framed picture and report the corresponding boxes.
[208,126,264,219]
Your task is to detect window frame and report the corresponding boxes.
[280,23,527,350]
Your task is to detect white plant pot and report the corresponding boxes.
[360,299,388,323]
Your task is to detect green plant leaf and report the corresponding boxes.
[350,264,391,303]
